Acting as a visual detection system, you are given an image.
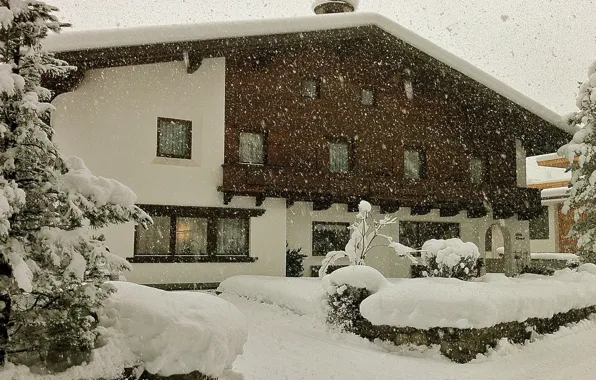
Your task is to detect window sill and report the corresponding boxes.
[151,157,199,167]
[127,255,257,263]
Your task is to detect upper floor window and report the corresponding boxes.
[239,132,266,164]
[312,222,350,256]
[361,89,375,106]
[470,157,485,184]
[329,141,350,173]
[157,117,192,159]
[302,79,320,99]
[529,206,549,240]
[404,149,427,180]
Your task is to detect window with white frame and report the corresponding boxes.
[312,222,350,256]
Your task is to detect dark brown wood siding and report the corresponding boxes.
[222,35,540,216]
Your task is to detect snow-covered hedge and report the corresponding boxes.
[323,266,596,362]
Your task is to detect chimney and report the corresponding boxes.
[312,0,358,14]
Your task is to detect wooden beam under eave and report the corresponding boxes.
[183,50,203,74]
[312,199,333,211]
[45,67,87,100]
[537,156,577,169]
[527,180,570,190]
[411,205,431,216]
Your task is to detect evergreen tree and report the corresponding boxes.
[559,61,596,263]
[0,1,150,369]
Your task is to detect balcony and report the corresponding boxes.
[219,163,541,219]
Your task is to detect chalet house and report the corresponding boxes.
[44,5,572,288]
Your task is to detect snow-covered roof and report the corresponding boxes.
[44,12,572,133]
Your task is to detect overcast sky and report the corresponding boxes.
[48,0,596,117]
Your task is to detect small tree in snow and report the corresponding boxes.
[0,1,150,369]
[559,61,596,264]
[319,201,418,277]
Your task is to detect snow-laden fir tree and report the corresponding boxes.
[0,1,150,369]
[559,61,596,264]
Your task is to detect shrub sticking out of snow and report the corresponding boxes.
[421,238,480,280]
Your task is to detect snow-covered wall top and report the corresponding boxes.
[43,12,570,134]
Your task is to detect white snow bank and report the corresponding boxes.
[360,270,596,329]
[100,282,247,378]
[578,263,596,275]
[218,275,326,316]
[531,252,579,262]
[322,266,390,294]
[58,156,138,207]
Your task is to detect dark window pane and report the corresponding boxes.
[312,222,350,256]
[157,118,192,159]
[135,216,171,255]
[399,221,460,249]
[239,132,265,164]
[176,217,208,255]
[217,218,249,255]
[530,206,549,240]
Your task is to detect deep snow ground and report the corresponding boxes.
[220,294,596,380]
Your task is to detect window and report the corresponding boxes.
[404,150,427,180]
[329,142,350,173]
[399,221,460,249]
[302,79,320,99]
[239,132,266,164]
[132,205,265,263]
[312,222,350,256]
[157,117,192,159]
[530,206,549,240]
[361,89,375,106]
[470,157,485,184]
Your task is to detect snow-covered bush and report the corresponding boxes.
[286,244,306,277]
[420,238,480,280]
[0,1,150,370]
[558,60,596,264]
[319,200,417,276]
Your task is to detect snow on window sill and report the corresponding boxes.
[152,157,199,167]
[128,255,257,263]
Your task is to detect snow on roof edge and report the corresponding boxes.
[43,12,570,133]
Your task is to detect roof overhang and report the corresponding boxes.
[43,12,575,137]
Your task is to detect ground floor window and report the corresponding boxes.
[312,222,350,256]
[399,221,460,249]
[131,205,264,263]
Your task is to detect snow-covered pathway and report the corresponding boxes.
[221,294,596,380]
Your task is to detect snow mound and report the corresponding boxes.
[58,156,138,207]
[322,265,390,294]
[99,281,247,378]
[422,238,480,268]
[531,252,580,262]
[361,270,596,329]
[577,263,596,275]
[218,275,325,316]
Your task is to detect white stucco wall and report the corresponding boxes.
[286,203,491,278]
[51,58,286,284]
